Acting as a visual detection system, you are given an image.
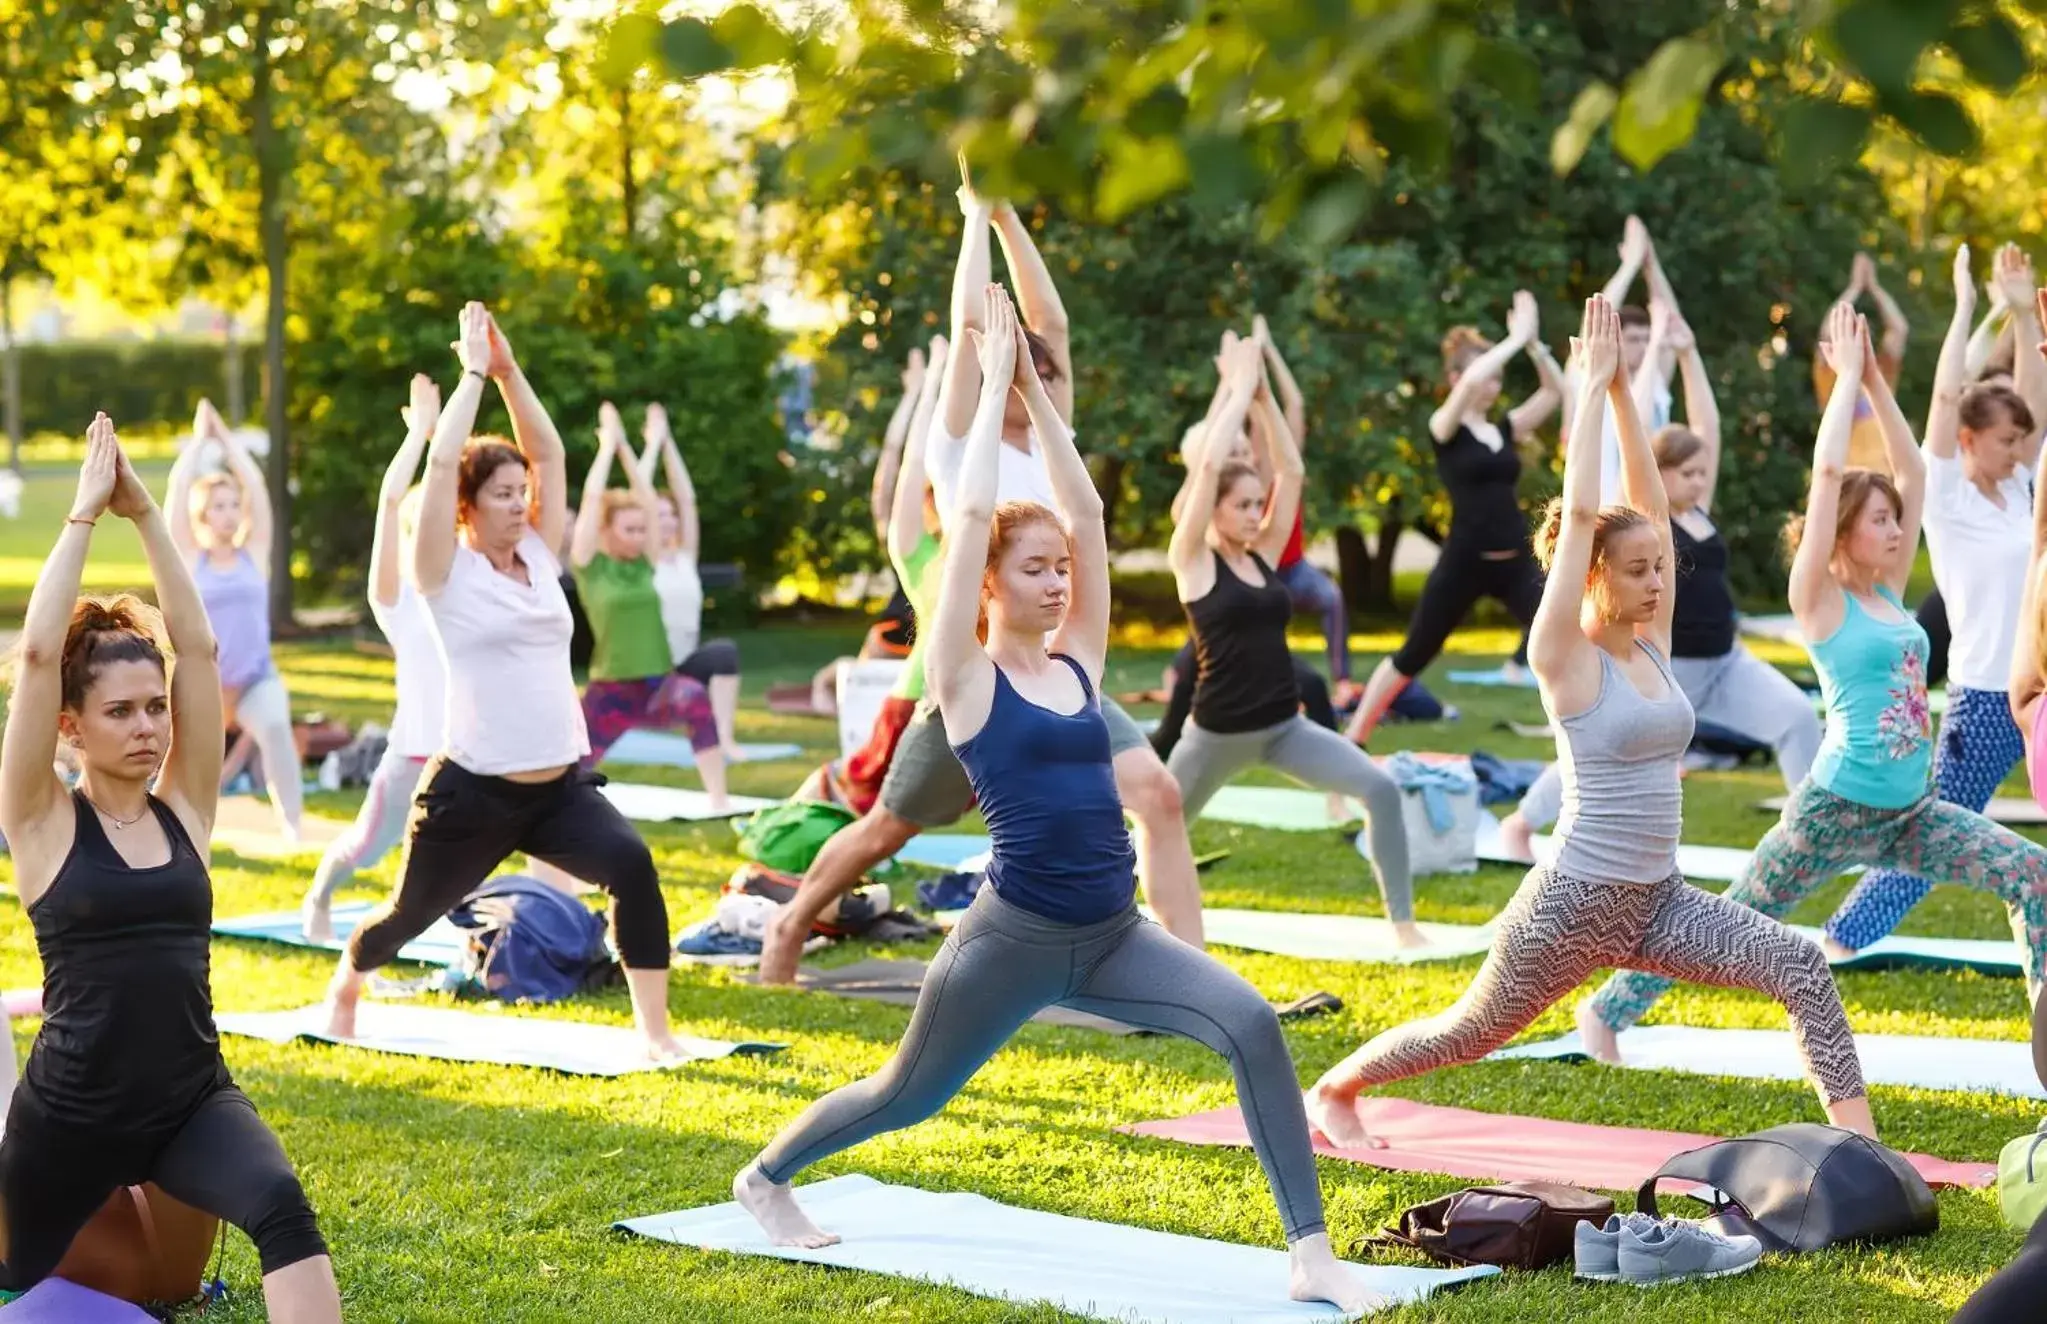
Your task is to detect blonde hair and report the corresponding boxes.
[977,501,1074,643]
[1440,325,1492,379]
[1534,500,1657,622]
[187,472,242,537]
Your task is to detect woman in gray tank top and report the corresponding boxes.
[1304,296,1873,1147]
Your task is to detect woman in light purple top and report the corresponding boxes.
[167,399,304,840]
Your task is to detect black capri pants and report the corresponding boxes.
[346,757,670,972]
[1390,544,1543,677]
[675,637,741,684]
[0,1082,326,1289]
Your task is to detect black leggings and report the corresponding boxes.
[0,1083,326,1288]
[347,757,670,971]
[1918,588,1950,690]
[1150,640,1336,762]
[1390,545,1542,677]
[675,637,740,683]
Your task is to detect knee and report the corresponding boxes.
[1119,757,1184,827]
[705,639,741,675]
[242,1172,328,1276]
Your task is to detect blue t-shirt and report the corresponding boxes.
[1808,586,1934,809]
[951,655,1135,924]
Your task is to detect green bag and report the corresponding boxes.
[1997,1120,2047,1229]
[735,800,856,875]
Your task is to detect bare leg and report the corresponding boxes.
[1114,746,1204,947]
[759,810,921,984]
[1496,811,1536,864]
[733,1162,840,1248]
[322,958,366,1039]
[694,745,731,814]
[527,857,598,896]
[710,673,743,761]
[1574,995,1620,1064]
[260,1256,343,1324]
[1341,657,1410,747]
[1289,1232,1388,1315]
[626,965,687,1059]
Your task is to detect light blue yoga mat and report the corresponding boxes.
[602,730,806,768]
[1445,667,1538,689]
[1791,926,2024,977]
[1201,909,1494,964]
[1492,1026,2045,1098]
[893,834,993,871]
[617,1173,1497,1322]
[220,1002,784,1076]
[213,903,466,966]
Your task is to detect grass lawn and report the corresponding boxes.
[0,491,2027,1318]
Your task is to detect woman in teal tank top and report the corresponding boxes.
[1588,301,2047,1041]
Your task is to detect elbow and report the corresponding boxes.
[1064,488,1106,522]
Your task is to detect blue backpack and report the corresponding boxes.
[445,875,617,1004]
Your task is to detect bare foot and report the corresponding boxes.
[1288,1232,1388,1315]
[300,890,334,945]
[1392,920,1430,951]
[1501,660,1530,685]
[733,1163,840,1249]
[1820,934,1857,964]
[645,1032,693,1062]
[756,913,807,986]
[720,742,746,765]
[323,981,361,1040]
[1497,812,1536,864]
[1302,1080,1384,1151]
[1575,997,1623,1064]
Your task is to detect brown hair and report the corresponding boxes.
[1960,382,2035,435]
[1215,462,1262,505]
[1781,468,1903,565]
[977,500,1074,643]
[1619,305,1652,330]
[1652,425,1707,471]
[57,595,167,711]
[1440,326,1491,378]
[1532,499,1652,573]
[457,436,529,526]
[1022,329,1063,384]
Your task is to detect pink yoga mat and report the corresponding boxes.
[1121,1098,1996,1192]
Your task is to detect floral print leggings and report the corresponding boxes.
[1586,778,2047,1032]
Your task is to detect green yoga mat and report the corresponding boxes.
[1198,785,1357,831]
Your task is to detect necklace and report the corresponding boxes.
[84,794,148,829]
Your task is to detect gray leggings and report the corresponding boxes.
[1330,866,1866,1107]
[1518,645,1821,828]
[754,885,1327,1241]
[1166,715,1412,923]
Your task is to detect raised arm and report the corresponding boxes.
[1861,315,1925,599]
[1633,301,1674,426]
[411,303,494,597]
[0,421,115,876]
[1993,245,2047,451]
[1429,306,1529,442]
[889,336,948,568]
[569,407,625,570]
[2014,395,2047,723]
[1505,294,1562,439]
[615,412,661,519]
[1967,280,2010,378]
[938,170,995,441]
[370,375,438,611]
[1789,303,1869,624]
[1253,314,1306,443]
[165,415,204,562]
[206,401,271,571]
[1168,344,1261,593]
[1600,216,1649,307]
[1250,371,1305,568]
[1015,307,1108,680]
[1611,345,1675,652]
[926,290,1014,737]
[1865,260,1911,364]
[641,404,700,560]
[1926,245,1977,466]
[485,314,568,554]
[113,432,222,839]
[992,202,1073,425]
[1667,312,1722,511]
[1528,298,1617,690]
[872,348,924,541]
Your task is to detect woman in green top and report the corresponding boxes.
[570,402,729,810]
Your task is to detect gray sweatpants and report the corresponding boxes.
[1518,645,1821,829]
[1166,715,1413,923]
[754,885,1327,1241]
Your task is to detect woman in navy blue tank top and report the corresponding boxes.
[733,288,1381,1314]
[0,417,338,1317]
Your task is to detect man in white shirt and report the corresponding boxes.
[1561,216,1683,504]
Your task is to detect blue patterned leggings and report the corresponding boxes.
[1823,686,2026,950]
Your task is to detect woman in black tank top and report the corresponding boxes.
[1344,294,1566,744]
[1163,341,1420,945]
[0,418,338,1317]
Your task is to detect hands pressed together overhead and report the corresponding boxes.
[72,414,153,525]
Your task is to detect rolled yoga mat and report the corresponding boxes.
[601,730,806,767]
[1491,1026,2047,1099]
[212,902,466,966]
[615,1173,1499,1322]
[218,1002,784,1075]
[1123,1097,1995,1192]
[742,958,1143,1036]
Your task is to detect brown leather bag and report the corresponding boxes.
[53,1184,218,1305]
[1370,1181,1614,1271]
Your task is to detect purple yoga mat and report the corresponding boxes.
[0,1279,156,1322]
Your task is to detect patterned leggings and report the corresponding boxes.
[1824,686,2026,949]
[1334,865,1865,1106]
[580,673,717,765]
[1589,778,2047,1033]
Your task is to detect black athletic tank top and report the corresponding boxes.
[1670,517,1737,659]
[23,791,227,1130]
[1434,418,1526,553]
[1186,548,1300,733]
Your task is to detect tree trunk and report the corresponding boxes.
[1335,500,1406,614]
[224,315,245,423]
[0,273,19,476]
[1094,455,1126,549]
[252,5,293,624]
[617,84,637,244]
